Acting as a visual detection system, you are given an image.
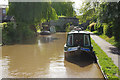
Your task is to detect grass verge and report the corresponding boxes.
[92,31,120,49]
[91,39,120,79]
[93,31,116,45]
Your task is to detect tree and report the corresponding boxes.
[8,2,58,25]
[77,2,97,24]
[5,2,58,43]
[78,1,120,48]
[51,2,75,17]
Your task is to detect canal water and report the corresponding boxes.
[1,33,104,78]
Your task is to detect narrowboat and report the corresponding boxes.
[40,31,51,35]
[64,31,97,62]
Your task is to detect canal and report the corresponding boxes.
[1,33,104,78]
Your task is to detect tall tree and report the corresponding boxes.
[78,1,120,46]
[7,2,58,41]
[8,2,58,25]
[51,2,75,17]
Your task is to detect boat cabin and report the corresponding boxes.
[67,31,91,47]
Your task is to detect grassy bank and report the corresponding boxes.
[91,39,120,79]
[93,31,120,49]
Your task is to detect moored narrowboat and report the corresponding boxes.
[64,31,97,62]
[40,31,51,35]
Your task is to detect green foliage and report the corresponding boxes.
[8,2,58,24]
[6,7,9,14]
[100,35,116,46]
[78,1,120,48]
[103,23,108,35]
[51,2,75,17]
[86,25,90,30]
[2,22,16,44]
[103,23,113,38]
[5,2,61,44]
[94,23,97,31]
[15,22,35,42]
[5,2,75,44]
[113,17,120,42]
[49,8,58,20]
[89,23,96,32]
[97,2,120,44]
[2,22,35,44]
[0,24,3,45]
[91,39,119,79]
[98,2,118,24]
[79,1,120,78]
[65,23,70,32]
[95,23,103,34]
[115,42,120,49]
[77,2,98,24]
[93,31,120,49]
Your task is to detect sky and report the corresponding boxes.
[72,0,83,9]
[0,0,8,8]
[72,0,83,15]
[0,0,8,5]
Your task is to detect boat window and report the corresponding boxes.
[84,34,90,46]
[74,34,83,47]
[67,34,73,46]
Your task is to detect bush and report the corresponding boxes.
[113,20,120,42]
[89,22,96,32]
[15,22,35,42]
[65,23,70,32]
[94,23,97,30]
[115,41,120,49]
[0,24,2,44]
[103,23,108,35]
[98,25,103,34]
[2,22,17,44]
[2,22,35,44]
[103,23,113,38]
[87,25,89,30]
[86,25,90,31]
[95,23,103,35]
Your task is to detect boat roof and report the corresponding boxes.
[68,31,90,34]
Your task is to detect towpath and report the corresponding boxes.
[89,32,120,69]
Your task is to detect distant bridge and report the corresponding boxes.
[42,17,79,31]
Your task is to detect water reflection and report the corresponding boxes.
[39,35,59,43]
[2,56,11,78]
[66,53,94,67]
[64,54,103,78]
[2,33,104,78]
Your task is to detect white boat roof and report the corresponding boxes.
[68,31,90,34]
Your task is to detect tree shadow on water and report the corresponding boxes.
[6,36,60,45]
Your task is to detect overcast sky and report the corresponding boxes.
[72,0,83,15]
[72,0,83,9]
[0,0,8,6]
